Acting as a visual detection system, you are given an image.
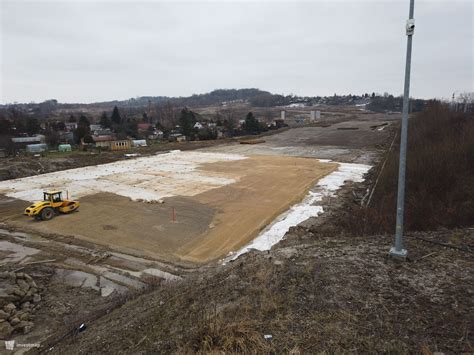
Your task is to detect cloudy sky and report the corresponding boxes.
[1,0,472,103]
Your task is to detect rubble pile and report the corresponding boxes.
[0,271,42,339]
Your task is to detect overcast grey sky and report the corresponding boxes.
[1,0,472,103]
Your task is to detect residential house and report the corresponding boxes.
[132,140,147,147]
[11,135,45,152]
[90,124,103,132]
[148,130,164,140]
[26,144,48,153]
[137,123,153,133]
[93,128,113,136]
[64,122,78,131]
[93,135,114,149]
[168,133,186,142]
[193,122,204,130]
[110,140,132,151]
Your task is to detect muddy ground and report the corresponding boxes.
[204,112,396,164]
[0,110,400,350]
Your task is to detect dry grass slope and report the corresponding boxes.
[343,102,474,235]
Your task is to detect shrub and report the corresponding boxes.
[343,101,474,235]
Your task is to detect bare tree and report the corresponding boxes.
[155,101,179,130]
[457,92,474,113]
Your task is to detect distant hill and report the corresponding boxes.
[1,89,430,114]
[62,88,275,110]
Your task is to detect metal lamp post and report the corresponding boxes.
[389,0,415,259]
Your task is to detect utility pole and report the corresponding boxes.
[389,0,415,259]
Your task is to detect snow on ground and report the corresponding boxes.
[227,161,371,261]
[0,151,247,203]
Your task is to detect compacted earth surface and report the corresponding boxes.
[0,154,336,265]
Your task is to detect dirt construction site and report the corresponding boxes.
[0,111,396,346]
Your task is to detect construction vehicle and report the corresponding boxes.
[24,191,80,221]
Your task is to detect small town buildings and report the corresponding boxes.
[58,144,72,152]
[168,133,186,142]
[89,125,112,136]
[93,135,114,149]
[11,135,45,145]
[11,135,45,152]
[132,140,147,147]
[93,128,113,136]
[148,130,164,140]
[110,140,132,151]
[26,144,48,153]
[89,124,103,132]
[193,122,204,130]
[59,131,74,144]
[137,123,153,132]
[64,122,78,131]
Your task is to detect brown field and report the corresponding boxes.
[2,155,336,264]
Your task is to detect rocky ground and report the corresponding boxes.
[0,271,42,339]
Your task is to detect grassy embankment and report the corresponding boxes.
[344,101,474,235]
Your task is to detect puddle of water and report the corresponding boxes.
[63,258,147,290]
[55,269,99,291]
[0,228,180,288]
[0,228,33,239]
[54,269,128,297]
[109,251,182,273]
[102,271,145,289]
[99,276,128,297]
[0,240,40,263]
[107,265,181,282]
[0,228,51,244]
[141,268,182,281]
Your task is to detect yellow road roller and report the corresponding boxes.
[24,191,80,221]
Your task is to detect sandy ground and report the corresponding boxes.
[180,156,337,262]
[2,155,336,264]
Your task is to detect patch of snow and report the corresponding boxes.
[227,161,371,261]
[285,103,306,108]
[0,151,247,203]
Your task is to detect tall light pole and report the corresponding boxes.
[389,0,415,259]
